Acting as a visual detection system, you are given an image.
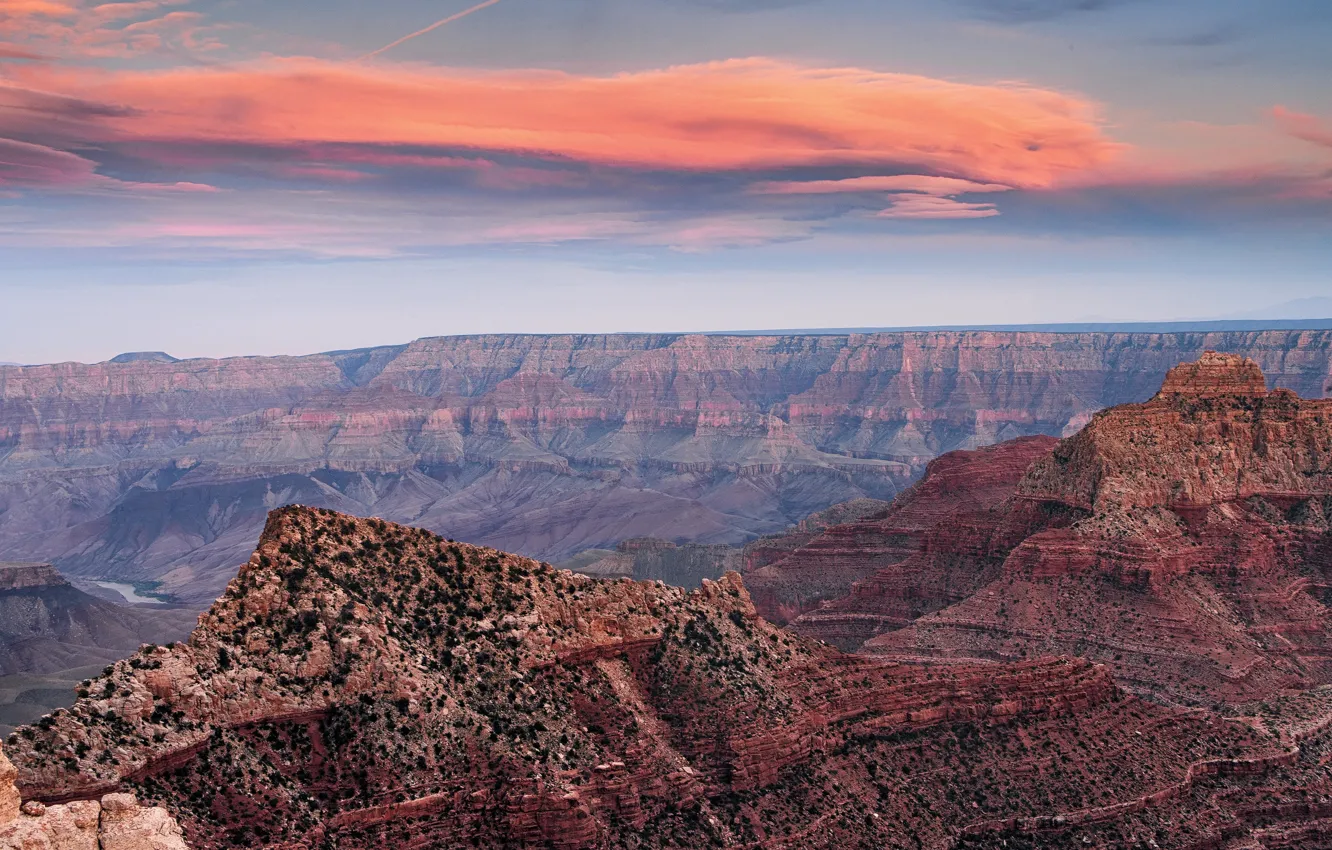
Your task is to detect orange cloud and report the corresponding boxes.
[0,0,218,59]
[0,0,76,17]
[23,57,1121,187]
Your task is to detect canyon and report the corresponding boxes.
[6,505,1324,850]
[0,564,194,739]
[1,331,1330,608]
[753,353,1332,707]
[5,351,1332,847]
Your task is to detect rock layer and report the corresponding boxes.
[776,353,1332,705]
[744,436,1057,630]
[2,331,1329,604]
[2,507,1290,849]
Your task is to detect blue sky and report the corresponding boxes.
[0,0,1329,362]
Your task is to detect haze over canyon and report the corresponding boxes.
[0,331,1329,607]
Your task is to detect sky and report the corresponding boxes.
[1,0,1330,363]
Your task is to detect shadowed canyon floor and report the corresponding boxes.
[2,331,1330,606]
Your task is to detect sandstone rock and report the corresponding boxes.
[779,352,1332,705]
[0,746,18,825]
[98,793,188,850]
[745,435,1057,631]
[3,507,1285,849]
[1,745,189,850]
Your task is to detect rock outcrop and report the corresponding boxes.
[3,506,1292,849]
[778,353,1332,705]
[1,331,1329,606]
[744,436,1057,629]
[0,744,188,850]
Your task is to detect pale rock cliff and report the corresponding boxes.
[0,745,188,850]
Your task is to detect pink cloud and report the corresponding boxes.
[1273,106,1332,150]
[876,195,999,219]
[0,43,48,59]
[0,0,222,59]
[0,136,98,185]
[18,57,1121,188]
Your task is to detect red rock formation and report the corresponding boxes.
[744,436,1057,631]
[1,332,1329,606]
[776,353,1332,706]
[0,744,190,850]
[2,507,1291,849]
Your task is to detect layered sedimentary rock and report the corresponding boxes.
[744,436,1057,629]
[787,353,1332,705]
[1,332,1329,605]
[5,506,1297,849]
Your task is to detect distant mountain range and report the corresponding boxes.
[715,317,1332,335]
[0,330,1328,611]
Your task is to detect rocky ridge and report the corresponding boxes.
[743,437,1057,629]
[2,331,1329,605]
[768,353,1332,705]
[3,506,1293,849]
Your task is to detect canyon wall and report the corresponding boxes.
[756,353,1332,705]
[1,331,1329,603]
[5,507,1298,850]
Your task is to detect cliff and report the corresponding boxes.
[743,436,1057,628]
[3,507,1290,849]
[777,353,1332,705]
[0,331,1328,606]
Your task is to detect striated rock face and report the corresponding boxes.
[788,353,1332,704]
[744,436,1057,630]
[3,507,1290,849]
[1,331,1329,605]
[0,564,67,592]
[0,745,188,850]
[1018,351,1332,514]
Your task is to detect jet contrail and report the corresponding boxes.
[358,0,504,60]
